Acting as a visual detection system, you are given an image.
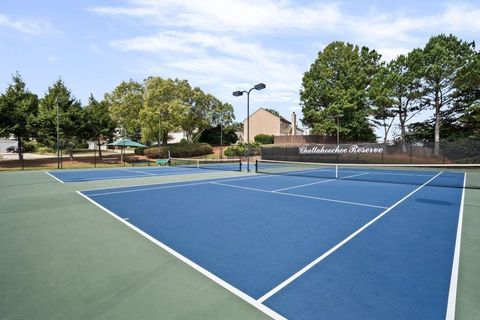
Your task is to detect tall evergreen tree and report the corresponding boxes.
[0,72,38,160]
[370,51,424,146]
[419,34,477,153]
[82,95,117,158]
[36,79,84,160]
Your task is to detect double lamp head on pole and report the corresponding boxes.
[233,83,266,172]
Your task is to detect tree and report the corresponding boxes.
[300,41,381,142]
[82,95,117,158]
[36,79,84,160]
[104,80,143,139]
[419,34,477,153]
[453,51,480,139]
[182,88,235,142]
[369,65,396,144]
[198,125,238,145]
[141,77,189,145]
[0,72,38,160]
[370,52,424,146]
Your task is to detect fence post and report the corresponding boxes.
[409,143,413,164]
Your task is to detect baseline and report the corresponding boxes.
[43,170,65,184]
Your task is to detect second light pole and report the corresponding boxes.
[327,113,344,145]
[233,83,266,172]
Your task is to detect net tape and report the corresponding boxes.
[256,159,480,189]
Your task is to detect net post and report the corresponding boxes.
[335,164,338,178]
[255,160,258,173]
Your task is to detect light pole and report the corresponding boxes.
[158,107,162,159]
[55,97,61,169]
[233,83,266,172]
[327,113,344,145]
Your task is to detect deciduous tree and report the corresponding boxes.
[300,41,381,142]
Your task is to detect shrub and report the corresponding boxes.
[143,147,169,159]
[22,141,37,152]
[76,142,89,149]
[224,143,260,157]
[254,134,274,145]
[134,147,147,155]
[37,146,52,154]
[143,143,213,159]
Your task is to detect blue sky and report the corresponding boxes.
[1,0,479,137]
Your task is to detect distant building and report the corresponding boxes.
[243,108,304,141]
[169,131,188,143]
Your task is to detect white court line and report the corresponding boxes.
[445,173,467,320]
[83,174,273,196]
[273,172,369,192]
[76,191,286,320]
[257,171,444,303]
[87,181,214,196]
[211,182,387,209]
[66,169,211,182]
[274,191,388,209]
[343,171,435,178]
[120,168,157,176]
[43,170,65,184]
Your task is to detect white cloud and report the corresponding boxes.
[441,3,480,33]
[0,13,54,34]
[90,0,342,33]
[89,1,480,121]
[110,30,303,109]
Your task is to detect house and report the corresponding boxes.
[243,108,304,142]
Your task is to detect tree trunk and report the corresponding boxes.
[162,131,168,146]
[399,111,407,152]
[17,137,23,161]
[383,121,388,144]
[97,137,103,159]
[434,91,441,156]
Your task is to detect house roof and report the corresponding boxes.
[243,107,290,123]
[243,107,305,132]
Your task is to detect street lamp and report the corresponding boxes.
[327,113,344,145]
[55,97,61,169]
[233,83,266,172]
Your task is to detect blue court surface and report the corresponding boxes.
[78,167,465,319]
[46,166,221,183]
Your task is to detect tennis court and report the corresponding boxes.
[77,162,467,319]
[46,158,242,183]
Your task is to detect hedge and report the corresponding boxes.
[143,143,213,159]
[254,134,274,145]
[224,143,260,157]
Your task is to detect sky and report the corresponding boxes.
[0,0,479,139]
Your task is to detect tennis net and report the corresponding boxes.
[170,157,242,172]
[255,159,480,189]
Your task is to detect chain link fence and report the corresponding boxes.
[261,140,480,164]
